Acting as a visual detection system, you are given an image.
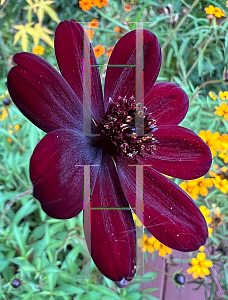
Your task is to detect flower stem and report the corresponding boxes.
[0,189,33,220]
[190,79,224,103]
[161,0,200,52]
[92,7,129,31]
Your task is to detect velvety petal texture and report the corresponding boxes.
[7,53,84,133]
[140,125,212,180]
[55,20,104,122]
[104,29,161,108]
[144,82,189,126]
[116,157,208,251]
[30,129,102,219]
[85,154,136,283]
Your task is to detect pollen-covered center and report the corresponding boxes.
[96,96,157,161]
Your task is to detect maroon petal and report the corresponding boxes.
[30,129,102,219]
[140,125,212,180]
[55,20,104,122]
[85,154,135,284]
[116,157,208,251]
[7,52,83,133]
[104,29,161,108]
[144,82,189,126]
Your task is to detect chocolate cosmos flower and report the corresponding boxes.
[8,20,212,287]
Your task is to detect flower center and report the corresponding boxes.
[94,96,157,161]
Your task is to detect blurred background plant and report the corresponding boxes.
[1,0,228,299]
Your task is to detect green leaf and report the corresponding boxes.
[55,284,84,295]
[13,224,26,256]
[12,199,36,225]
[87,284,121,299]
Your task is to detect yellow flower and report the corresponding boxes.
[221,134,228,149]
[205,5,215,15]
[153,239,172,257]
[209,91,217,101]
[32,45,44,55]
[219,149,228,163]
[199,246,205,252]
[179,177,213,199]
[219,91,228,100]
[133,213,143,227]
[137,234,155,253]
[215,102,228,121]
[208,227,213,237]
[15,124,20,131]
[198,130,222,157]
[1,107,9,121]
[212,175,228,194]
[7,138,12,144]
[214,7,226,18]
[199,206,212,224]
[8,129,13,134]
[93,45,105,58]
[187,252,213,279]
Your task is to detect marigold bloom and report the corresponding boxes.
[219,149,228,163]
[187,252,213,279]
[153,238,172,257]
[15,124,20,130]
[209,91,217,101]
[214,7,226,18]
[79,0,93,10]
[179,177,213,199]
[198,130,222,157]
[205,5,215,15]
[199,245,205,251]
[89,19,99,28]
[32,46,44,55]
[199,206,211,224]
[208,227,213,237]
[93,0,107,8]
[114,26,121,32]
[138,234,155,252]
[93,45,105,58]
[215,102,228,121]
[219,91,228,100]
[212,176,228,194]
[124,4,131,11]
[8,20,212,286]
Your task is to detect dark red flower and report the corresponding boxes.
[7,20,212,287]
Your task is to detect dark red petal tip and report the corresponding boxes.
[7,52,83,133]
[116,157,208,251]
[55,20,104,122]
[86,155,136,282]
[140,125,212,180]
[145,82,189,126]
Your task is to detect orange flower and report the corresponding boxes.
[93,0,107,8]
[124,4,131,11]
[32,45,44,55]
[114,26,121,32]
[84,28,94,41]
[79,0,93,11]
[89,19,99,28]
[106,46,114,57]
[93,45,105,58]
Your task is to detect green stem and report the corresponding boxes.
[190,79,224,103]
[92,7,129,31]
[161,0,200,52]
